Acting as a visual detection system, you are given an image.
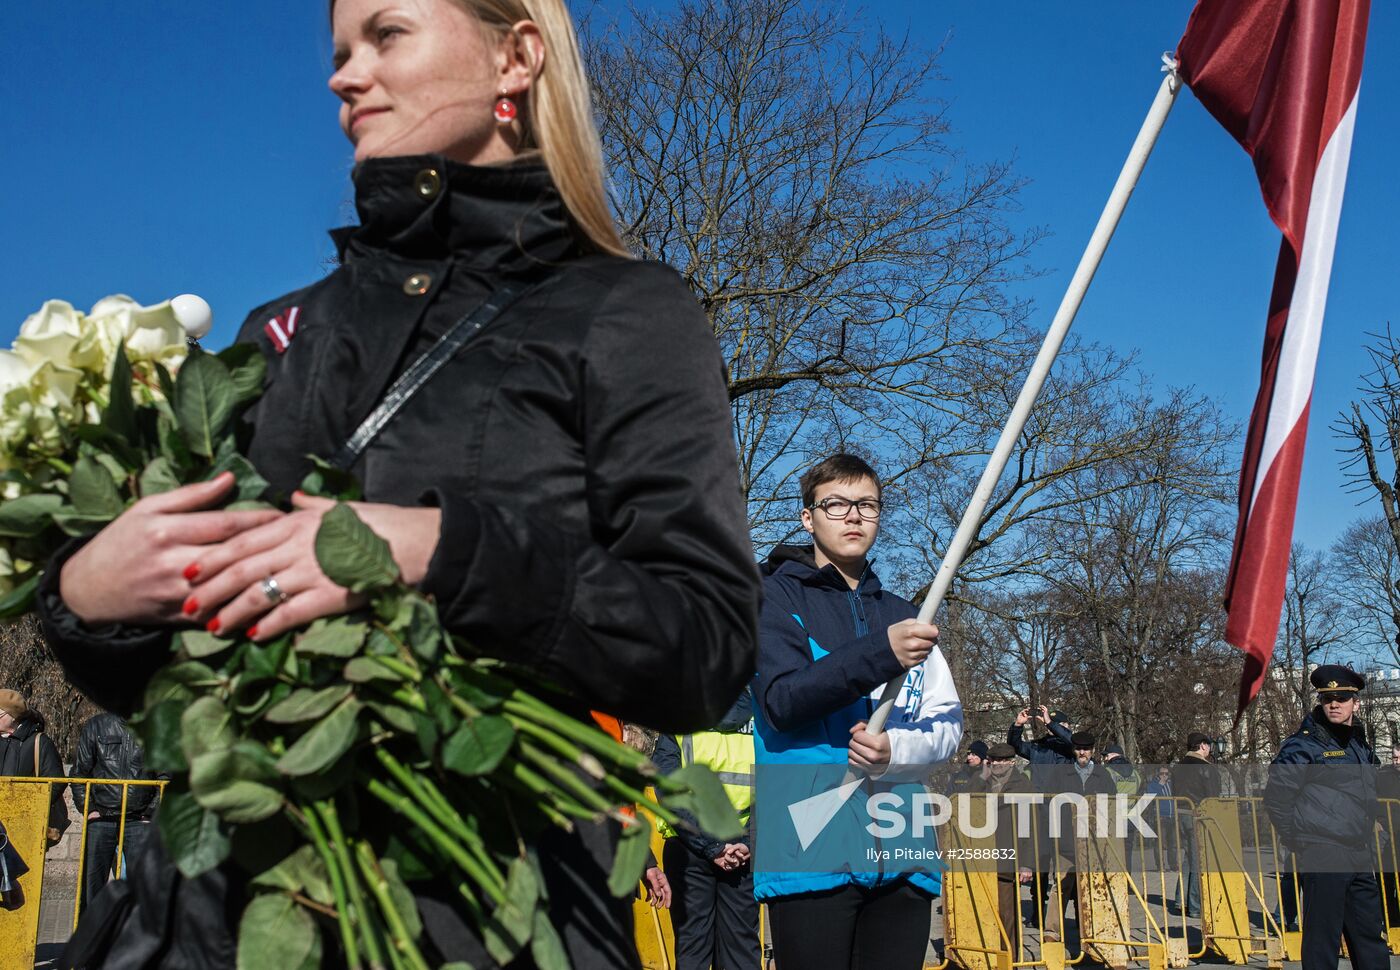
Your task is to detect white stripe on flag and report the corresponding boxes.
[1248,93,1359,518]
[267,316,289,347]
[285,306,300,336]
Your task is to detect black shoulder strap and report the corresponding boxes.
[332,278,542,470]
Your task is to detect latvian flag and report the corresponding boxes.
[264,306,302,354]
[1177,0,1370,712]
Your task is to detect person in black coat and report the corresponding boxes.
[1264,665,1388,970]
[0,689,69,843]
[1009,706,1074,765]
[72,713,161,913]
[35,0,760,965]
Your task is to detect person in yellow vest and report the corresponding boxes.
[654,688,757,970]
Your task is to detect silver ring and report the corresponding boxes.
[259,576,288,605]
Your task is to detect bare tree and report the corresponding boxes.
[586,0,1043,544]
[1331,515,1400,664]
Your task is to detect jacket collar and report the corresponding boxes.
[1305,707,1366,748]
[762,543,883,594]
[333,154,580,271]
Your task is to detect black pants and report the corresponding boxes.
[1299,871,1389,970]
[662,840,759,970]
[81,819,153,914]
[767,881,933,970]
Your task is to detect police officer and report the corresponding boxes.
[1264,665,1387,970]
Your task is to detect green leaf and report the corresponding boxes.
[160,788,232,878]
[379,858,423,940]
[401,593,441,662]
[365,701,417,735]
[75,424,144,472]
[179,629,232,660]
[209,451,269,503]
[482,857,538,963]
[236,893,321,970]
[157,410,195,474]
[299,454,362,502]
[216,343,267,405]
[174,349,236,457]
[102,345,138,442]
[664,764,743,841]
[264,684,353,724]
[420,677,456,733]
[344,656,400,683]
[241,635,292,684]
[275,697,363,777]
[294,616,367,658]
[50,509,114,537]
[139,456,183,496]
[0,494,64,537]
[191,744,283,824]
[143,661,219,708]
[139,699,189,773]
[180,695,236,764]
[0,573,40,619]
[441,716,515,777]
[313,503,399,593]
[608,815,654,898]
[252,845,333,906]
[530,909,570,970]
[68,455,125,518]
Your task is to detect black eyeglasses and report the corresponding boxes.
[810,497,882,520]
[1318,690,1355,704]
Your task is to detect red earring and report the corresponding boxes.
[494,96,517,124]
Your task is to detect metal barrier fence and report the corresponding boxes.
[7,780,1399,969]
[0,776,166,970]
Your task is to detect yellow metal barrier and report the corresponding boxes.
[0,779,53,970]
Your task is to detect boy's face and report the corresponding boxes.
[801,476,881,563]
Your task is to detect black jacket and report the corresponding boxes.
[37,156,760,969]
[0,718,69,833]
[72,714,159,820]
[40,157,758,735]
[1008,722,1073,766]
[1172,752,1221,809]
[1265,708,1379,869]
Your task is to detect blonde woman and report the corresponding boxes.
[40,0,759,965]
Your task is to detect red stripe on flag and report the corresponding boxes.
[1178,0,1369,712]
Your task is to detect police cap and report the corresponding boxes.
[1310,664,1364,693]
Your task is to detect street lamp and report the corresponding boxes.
[1212,737,1227,759]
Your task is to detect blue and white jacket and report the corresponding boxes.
[753,545,963,901]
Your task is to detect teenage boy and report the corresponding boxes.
[753,453,964,970]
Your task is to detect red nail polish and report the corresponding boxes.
[206,617,221,633]
[183,563,201,581]
[247,626,259,639]
[182,596,199,616]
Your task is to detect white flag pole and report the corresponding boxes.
[866,62,1183,736]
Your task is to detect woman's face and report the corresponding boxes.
[0,710,16,735]
[330,0,512,165]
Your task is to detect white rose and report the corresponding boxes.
[123,301,188,365]
[29,360,84,415]
[0,350,34,396]
[14,300,84,369]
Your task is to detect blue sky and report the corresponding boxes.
[2,1,1396,554]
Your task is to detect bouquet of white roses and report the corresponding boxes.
[0,295,738,970]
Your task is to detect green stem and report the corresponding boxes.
[502,693,656,776]
[504,713,606,779]
[372,749,505,893]
[317,801,388,970]
[602,775,684,827]
[371,654,422,683]
[354,841,431,970]
[518,740,620,816]
[364,778,507,906]
[303,805,362,970]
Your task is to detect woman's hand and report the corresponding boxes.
[58,473,282,626]
[187,492,442,640]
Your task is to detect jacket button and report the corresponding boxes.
[403,274,432,296]
[413,168,442,200]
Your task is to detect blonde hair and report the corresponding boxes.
[333,0,629,257]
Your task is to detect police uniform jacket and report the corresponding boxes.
[36,155,761,969]
[1264,707,1379,869]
